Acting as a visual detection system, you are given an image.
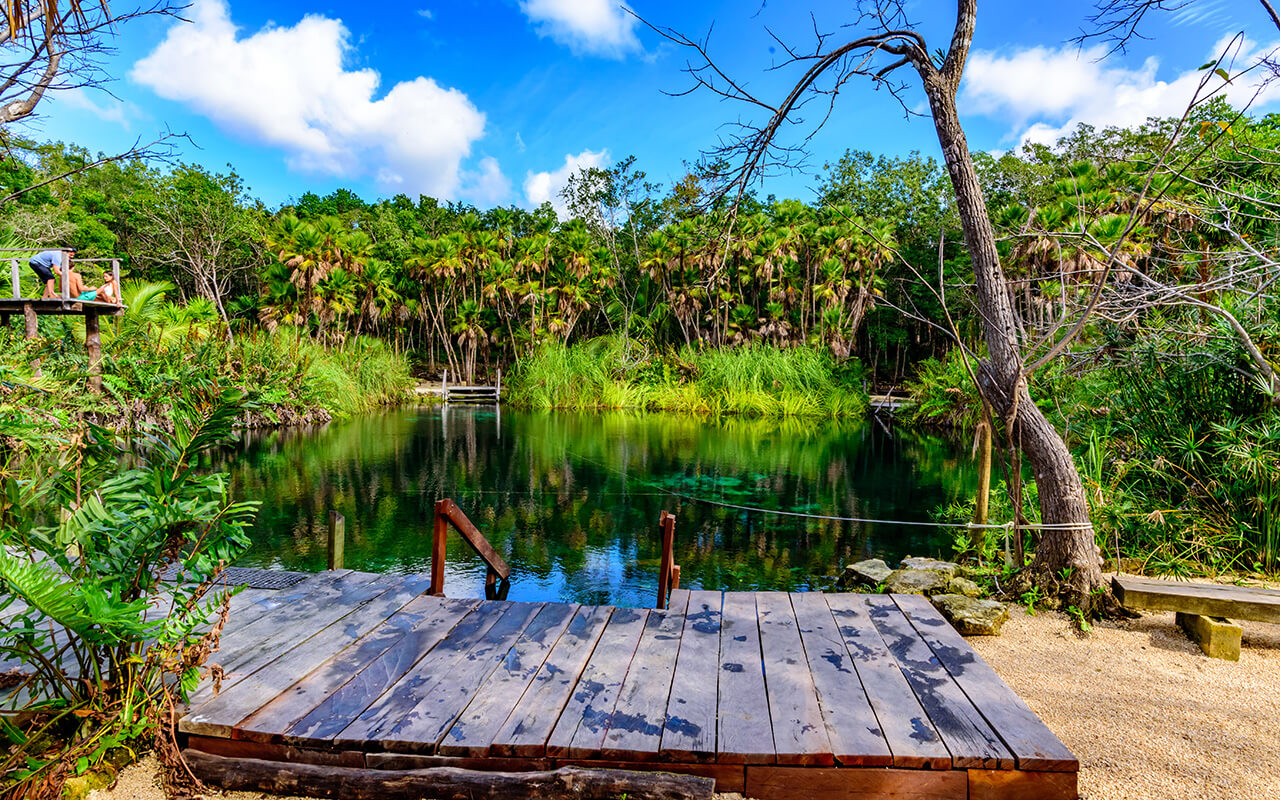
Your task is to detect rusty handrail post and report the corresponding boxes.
[657,511,677,610]
[430,498,511,599]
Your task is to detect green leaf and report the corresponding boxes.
[1214,67,1231,83]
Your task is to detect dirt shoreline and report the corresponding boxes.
[92,597,1280,800]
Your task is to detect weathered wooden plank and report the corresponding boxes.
[667,589,691,612]
[894,595,1077,772]
[333,601,527,749]
[196,570,380,704]
[968,768,1078,800]
[755,592,833,766]
[823,593,950,770]
[372,602,546,752]
[556,759,745,794]
[182,574,432,738]
[716,592,775,765]
[545,607,649,759]
[438,603,579,757]
[234,593,451,743]
[865,596,1011,769]
[489,605,613,758]
[659,590,722,762]
[1113,575,1280,623]
[218,573,398,678]
[281,597,480,744]
[745,765,968,800]
[789,591,892,767]
[600,593,691,762]
[220,571,351,637]
[184,749,716,800]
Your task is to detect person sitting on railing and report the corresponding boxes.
[28,248,74,299]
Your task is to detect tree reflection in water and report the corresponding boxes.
[219,407,978,608]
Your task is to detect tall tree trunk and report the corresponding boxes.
[920,65,1103,603]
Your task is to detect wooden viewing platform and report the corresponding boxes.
[442,368,501,404]
[178,571,1078,800]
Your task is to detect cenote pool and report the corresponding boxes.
[222,406,979,608]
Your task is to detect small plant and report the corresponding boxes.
[1067,605,1093,632]
[1020,585,1044,615]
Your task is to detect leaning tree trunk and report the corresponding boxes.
[920,68,1104,605]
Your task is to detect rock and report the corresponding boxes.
[931,594,1010,635]
[898,557,959,579]
[883,568,951,596]
[947,576,985,598]
[838,558,893,589]
[62,770,113,800]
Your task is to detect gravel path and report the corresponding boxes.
[972,604,1280,800]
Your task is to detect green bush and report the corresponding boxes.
[505,337,866,418]
[0,392,258,796]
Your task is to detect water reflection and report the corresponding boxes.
[222,406,978,607]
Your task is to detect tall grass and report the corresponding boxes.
[3,285,412,428]
[506,336,866,418]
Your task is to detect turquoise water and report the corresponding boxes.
[225,407,979,607]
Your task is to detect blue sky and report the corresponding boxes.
[26,0,1280,211]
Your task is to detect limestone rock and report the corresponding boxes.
[898,557,959,579]
[931,594,1009,635]
[883,568,951,596]
[838,558,893,589]
[947,576,985,598]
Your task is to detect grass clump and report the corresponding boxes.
[506,336,866,418]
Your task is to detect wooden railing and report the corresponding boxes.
[656,511,682,610]
[431,499,511,600]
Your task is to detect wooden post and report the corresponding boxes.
[61,250,70,301]
[327,511,346,571]
[10,259,18,299]
[656,511,676,610]
[430,499,449,597]
[496,368,502,400]
[442,369,449,403]
[112,259,120,304]
[23,303,37,338]
[85,311,101,392]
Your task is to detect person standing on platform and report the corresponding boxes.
[28,248,75,299]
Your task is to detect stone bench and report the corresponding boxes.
[1112,575,1280,660]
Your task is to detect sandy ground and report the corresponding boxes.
[93,596,1280,800]
[971,604,1280,800]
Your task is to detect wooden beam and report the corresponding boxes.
[61,250,69,301]
[183,749,717,800]
[10,259,18,299]
[657,511,675,610]
[85,310,101,392]
[22,303,36,338]
[1113,575,1280,624]
[430,500,449,596]
[327,511,346,571]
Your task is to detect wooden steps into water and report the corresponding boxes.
[177,574,1078,800]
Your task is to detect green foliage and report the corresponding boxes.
[0,392,259,796]
[904,350,982,431]
[505,337,866,417]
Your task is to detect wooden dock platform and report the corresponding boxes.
[179,571,1077,799]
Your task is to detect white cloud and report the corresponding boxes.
[464,157,512,206]
[520,0,639,58]
[524,149,609,214]
[962,36,1280,147]
[57,87,136,128]
[131,0,489,199]
[417,8,433,20]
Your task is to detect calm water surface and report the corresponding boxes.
[224,407,978,607]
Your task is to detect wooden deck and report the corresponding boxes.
[179,571,1078,799]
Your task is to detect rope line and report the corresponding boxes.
[557,448,1096,532]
